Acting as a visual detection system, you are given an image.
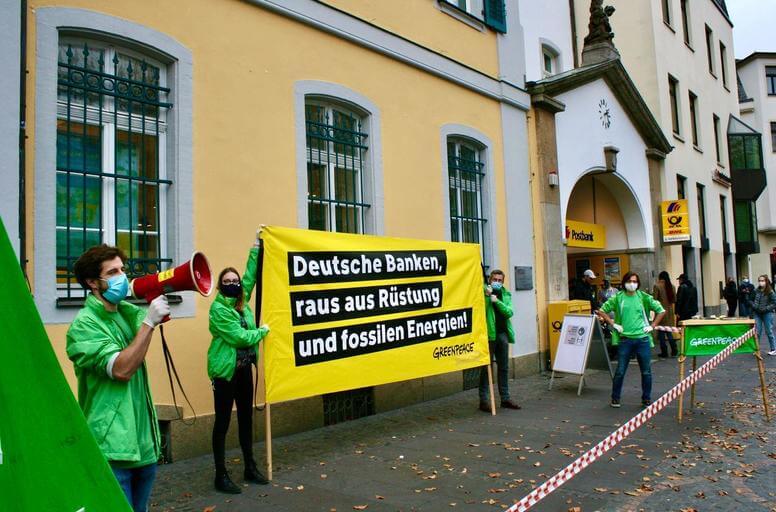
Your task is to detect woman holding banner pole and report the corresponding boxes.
[746,275,776,356]
[207,234,270,493]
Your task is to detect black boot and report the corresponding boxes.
[244,460,269,485]
[215,470,242,494]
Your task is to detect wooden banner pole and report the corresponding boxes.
[265,402,273,481]
[487,363,496,416]
[751,328,772,422]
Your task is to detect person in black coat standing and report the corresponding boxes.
[723,277,738,317]
[676,274,699,322]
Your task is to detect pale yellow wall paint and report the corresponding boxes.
[566,175,628,253]
[29,0,508,414]
[527,110,548,354]
[321,0,500,78]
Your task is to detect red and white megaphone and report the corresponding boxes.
[131,251,213,304]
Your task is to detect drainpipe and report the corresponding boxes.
[18,0,28,278]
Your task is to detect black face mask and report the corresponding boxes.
[221,283,242,298]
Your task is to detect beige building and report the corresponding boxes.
[737,52,776,281]
[572,0,740,314]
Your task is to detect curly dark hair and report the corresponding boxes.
[73,244,127,291]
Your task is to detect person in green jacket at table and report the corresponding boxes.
[479,269,521,412]
[208,233,270,494]
[67,244,170,512]
[596,271,665,409]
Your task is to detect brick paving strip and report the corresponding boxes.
[151,345,775,512]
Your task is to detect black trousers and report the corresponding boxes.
[212,364,254,473]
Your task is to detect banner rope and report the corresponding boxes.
[505,327,755,512]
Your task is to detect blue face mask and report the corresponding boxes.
[491,282,503,291]
[100,274,129,304]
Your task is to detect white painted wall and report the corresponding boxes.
[555,78,654,250]
[518,0,574,83]
[0,1,20,257]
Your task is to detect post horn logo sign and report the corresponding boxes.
[661,199,690,242]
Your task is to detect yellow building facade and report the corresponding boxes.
[5,0,537,459]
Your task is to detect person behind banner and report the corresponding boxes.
[596,271,665,409]
[738,277,755,318]
[66,245,171,512]
[652,271,677,358]
[675,274,699,322]
[207,234,270,494]
[723,277,739,317]
[746,275,776,356]
[571,269,599,311]
[479,269,521,412]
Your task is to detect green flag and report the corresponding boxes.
[0,218,132,511]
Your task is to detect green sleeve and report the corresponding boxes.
[209,302,267,348]
[241,247,260,302]
[66,316,121,375]
[600,294,616,314]
[493,291,514,319]
[645,293,665,314]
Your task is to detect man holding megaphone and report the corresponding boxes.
[66,244,171,512]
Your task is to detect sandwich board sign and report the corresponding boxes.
[549,314,613,395]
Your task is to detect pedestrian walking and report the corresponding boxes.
[207,233,271,493]
[652,271,677,358]
[596,271,666,408]
[746,275,776,356]
[723,277,738,317]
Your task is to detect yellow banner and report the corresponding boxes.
[260,226,490,403]
[661,199,690,242]
[565,219,606,249]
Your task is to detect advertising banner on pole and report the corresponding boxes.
[260,226,490,404]
[683,321,757,356]
[661,199,691,243]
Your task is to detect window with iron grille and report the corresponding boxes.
[56,39,172,299]
[305,101,369,234]
[448,138,487,260]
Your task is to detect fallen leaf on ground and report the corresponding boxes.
[353,506,368,511]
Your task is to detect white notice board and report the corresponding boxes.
[552,314,595,375]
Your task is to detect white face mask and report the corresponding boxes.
[624,282,638,292]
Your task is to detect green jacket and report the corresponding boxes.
[600,290,665,347]
[66,294,161,463]
[207,247,269,380]
[485,285,515,343]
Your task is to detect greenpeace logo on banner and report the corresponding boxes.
[294,308,472,366]
[689,336,735,347]
[288,250,446,285]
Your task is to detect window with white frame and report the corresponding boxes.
[447,137,487,258]
[305,99,370,234]
[542,45,559,77]
[56,38,171,298]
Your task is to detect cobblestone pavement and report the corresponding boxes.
[151,348,775,512]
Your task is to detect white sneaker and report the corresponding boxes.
[768,349,776,356]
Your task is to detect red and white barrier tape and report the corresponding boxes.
[506,327,755,512]
[654,326,680,333]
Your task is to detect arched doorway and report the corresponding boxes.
[564,170,650,298]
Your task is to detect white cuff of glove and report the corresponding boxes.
[612,323,624,334]
[643,325,654,333]
[260,323,270,333]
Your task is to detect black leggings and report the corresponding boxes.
[212,364,254,473]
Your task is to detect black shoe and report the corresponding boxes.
[610,399,621,408]
[244,461,269,485]
[642,399,652,408]
[479,402,491,413]
[501,399,522,410]
[215,471,242,494]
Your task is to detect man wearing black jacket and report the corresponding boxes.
[676,274,699,321]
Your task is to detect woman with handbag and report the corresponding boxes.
[207,234,270,493]
[747,275,776,356]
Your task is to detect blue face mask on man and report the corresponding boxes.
[491,282,503,291]
[100,274,129,304]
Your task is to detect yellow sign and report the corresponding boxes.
[661,199,690,242]
[260,226,490,404]
[565,220,606,249]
